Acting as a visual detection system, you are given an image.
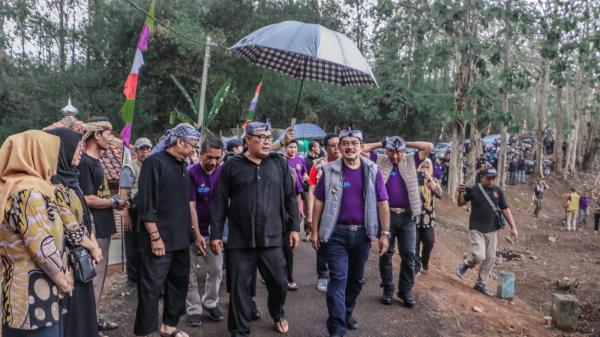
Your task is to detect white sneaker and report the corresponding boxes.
[317,278,328,292]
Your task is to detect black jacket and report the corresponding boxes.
[137,151,193,252]
[210,153,300,249]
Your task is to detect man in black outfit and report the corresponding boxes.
[78,117,125,331]
[210,121,300,337]
[134,123,202,337]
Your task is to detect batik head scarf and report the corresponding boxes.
[45,128,93,231]
[338,127,363,142]
[151,123,202,155]
[245,120,272,135]
[385,136,406,151]
[0,130,60,223]
[82,120,113,142]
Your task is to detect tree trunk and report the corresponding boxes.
[448,121,463,203]
[59,0,66,70]
[535,61,550,178]
[554,86,564,174]
[497,0,512,189]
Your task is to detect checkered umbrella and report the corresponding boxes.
[231,21,377,87]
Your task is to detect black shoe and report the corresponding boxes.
[251,301,261,321]
[346,317,358,330]
[203,305,224,321]
[186,314,202,327]
[473,283,493,296]
[381,289,393,305]
[381,294,392,305]
[398,292,416,308]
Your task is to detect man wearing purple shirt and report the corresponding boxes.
[283,139,307,290]
[311,127,390,337]
[186,139,225,327]
[363,136,433,308]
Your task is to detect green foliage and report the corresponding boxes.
[0,0,599,146]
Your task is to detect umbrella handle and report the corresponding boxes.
[293,56,309,120]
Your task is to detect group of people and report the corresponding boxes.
[561,187,600,232]
[0,118,521,337]
[0,119,124,337]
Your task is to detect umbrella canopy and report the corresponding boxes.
[281,123,326,141]
[231,21,377,87]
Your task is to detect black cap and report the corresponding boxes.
[481,167,498,177]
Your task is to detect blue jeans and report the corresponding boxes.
[379,212,416,295]
[325,225,371,336]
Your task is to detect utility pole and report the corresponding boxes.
[197,35,211,127]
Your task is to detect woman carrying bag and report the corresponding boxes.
[45,127,104,337]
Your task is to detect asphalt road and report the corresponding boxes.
[102,240,447,337]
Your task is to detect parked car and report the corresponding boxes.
[433,141,452,157]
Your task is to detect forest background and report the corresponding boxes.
[1,0,599,195]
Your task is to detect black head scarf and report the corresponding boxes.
[45,127,93,231]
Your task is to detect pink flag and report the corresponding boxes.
[137,24,150,52]
[120,123,132,146]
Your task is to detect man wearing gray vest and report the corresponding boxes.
[119,137,153,287]
[363,136,432,308]
[311,127,390,337]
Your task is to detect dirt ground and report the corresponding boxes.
[100,172,600,337]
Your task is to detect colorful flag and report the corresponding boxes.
[119,0,156,146]
[242,82,263,129]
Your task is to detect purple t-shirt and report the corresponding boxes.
[433,163,444,180]
[188,163,222,236]
[370,152,422,208]
[287,155,307,192]
[580,196,589,210]
[314,162,388,225]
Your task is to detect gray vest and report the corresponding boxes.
[318,157,380,242]
[374,153,422,216]
[123,159,143,198]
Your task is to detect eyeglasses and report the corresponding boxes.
[249,134,274,142]
[326,142,339,148]
[340,140,360,147]
[183,139,200,150]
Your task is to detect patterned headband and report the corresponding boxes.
[151,123,202,155]
[339,127,363,142]
[385,136,406,151]
[245,121,272,135]
[83,121,113,141]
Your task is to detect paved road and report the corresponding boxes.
[102,240,446,337]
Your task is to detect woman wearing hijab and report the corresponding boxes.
[415,158,443,275]
[0,130,75,337]
[45,127,104,337]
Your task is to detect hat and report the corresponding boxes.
[481,167,498,177]
[134,138,152,149]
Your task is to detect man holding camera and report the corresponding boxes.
[456,167,518,296]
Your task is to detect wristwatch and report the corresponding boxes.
[381,230,391,237]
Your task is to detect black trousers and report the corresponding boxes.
[226,247,287,337]
[415,226,435,271]
[283,235,294,283]
[134,249,190,336]
[316,243,329,279]
[379,212,416,295]
[595,212,600,231]
[125,208,140,284]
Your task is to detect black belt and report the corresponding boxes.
[337,223,363,231]
[390,207,411,215]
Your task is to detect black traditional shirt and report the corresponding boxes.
[210,153,300,249]
[137,151,193,252]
